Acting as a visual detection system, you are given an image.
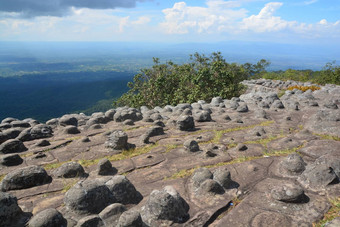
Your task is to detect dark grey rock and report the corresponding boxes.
[153,120,165,127]
[60,116,78,127]
[28,208,67,227]
[298,164,339,189]
[97,158,117,176]
[0,123,11,130]
[105,175,142,204]
[0,154,23,166]
[52,162,86,178]
[18,124,53,141]
[0,139,27,154]
[99,203,126,226]
[81,137,91,143]
[145,126,164,137]
[211,97,223,106]
[105,109,116,121]
[123,119,134,126]
[10,120,31,128]
[1,117,18,124]
[280,153,306,175]
[141,186,189,225]
[0,192,24,226]
[64,179,115,215]
[117,210,143,227]
[105,131,128,150]
[63,126,80,134]
[1,165,51,191]
[46,118,59,127]
[193,110,212,122]
[271,183,306,203]
[213,167,232,189]
[236,143,248,151]
[272,100,285,109]
[192,167,213,187]
[237,104,248,113]
[35,139,51,147]
[183,139,200,152]
[324,102,338,109]
[198,179,224,195]
[76,215,104,227]
[176,115,195,131]
[258,101,270,109]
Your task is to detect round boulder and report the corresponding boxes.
[64,179,115,215]
[176,115,195,131]
[76,215,104,227]
[0,153,23,166]
[1,165,51,191]
[105,131,128,150]
[271,183,306,203]
[192,167,213,188]
[183,140,200,152]
[0,192,24,226]
[96,158,117,176]
[0,139,27,154]
[117,210,143,227]
[28,208,67,227]
[280,153,306,175]
[213,167,232,189]
[52,162,86,178]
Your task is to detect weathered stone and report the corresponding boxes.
[271,183,306,203]
[213,167,232,189]
[52,162,86,178]
[28,208,67,227]
[105,131,128,150]
[237,104,249,113]
[59,115,78,127]
[141,186,189,225]
[145,126,164,137]
[99,203,126,226]
[117,210,143,227]
[280,153,306,175]
[1,117,18,124]
[1,165,51,191]
[105,109,116,121]
[183,139,200,152]
[10,120,31,128]
[198,179,224,195]
[105,175,142,204]
[35,139,51,147]
[76,215,104,227]
[123,119,134,126]
[193,110,212,122]
[18,124,53,141]
[64,179,115,215]
[0,154,23,166]
[176,115,195,131]
[0,139,27,154]
[0,192,24,226]
[97,158,117,176]
[63,125,80,134]
[236,143,248,151]
[298,164,339,189]
[192,167,213,187]
[272,100,285,109]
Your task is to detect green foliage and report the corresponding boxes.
[114,52,263,108]
[258,61,340,85]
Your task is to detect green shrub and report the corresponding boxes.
[114,52,262,108]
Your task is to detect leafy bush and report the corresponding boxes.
[114,52,265,108]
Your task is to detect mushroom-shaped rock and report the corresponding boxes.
[236,104,249,113]
[105,130,128,150]
[76,215,104,227]
[96,158,117,176]
[0,153,23,166]
[271,183,306,203]
[64,179,115,215]
[141,186,189,225]
[0,139,27,154]
[0,192,24,226]
[99,203,126,226]
[28,208,67,227]
[105,175,142,204]
[280,153,306,175]
[145,126,164,138]
[105,109,116,120]
[35,139,51,147]
[213,167,232,189]
[183,139,200,152]
[10,120,31,128]
[1,165,51,191]
[117,210,143,227]
[192,167,213,188]
[272,100,285,109]
[176,115,195,131]
[52,162,86,178]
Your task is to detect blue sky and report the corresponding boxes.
[0,0,339,44]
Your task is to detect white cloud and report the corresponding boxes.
[303,0,318,5]
[160,1,247,34]
[241,2,296,32]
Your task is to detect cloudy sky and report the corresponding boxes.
[0,0,339,44]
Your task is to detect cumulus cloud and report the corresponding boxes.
[160,1,247,34]
[241,2,296,32]
[0,0,149,17]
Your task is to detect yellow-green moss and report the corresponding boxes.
[315,133,340,142]
[313,197,340,227]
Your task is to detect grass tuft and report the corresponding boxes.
[315,133,340,141]
[313,197,340,227]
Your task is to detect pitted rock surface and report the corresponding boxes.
[0,79,340,226]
